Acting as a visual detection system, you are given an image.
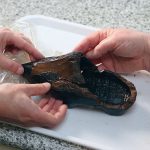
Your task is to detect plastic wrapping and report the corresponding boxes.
[0,20,65,84]
[0,21,34,84]
[0,51,30,83]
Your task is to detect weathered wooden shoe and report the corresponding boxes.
[22,52,137,115]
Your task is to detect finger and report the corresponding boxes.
[90,58,102,65]
[15,38,43,60]
[33,104,67,128]
[73,31,101,53]
[18,33,33,45]
[42,97,56,112]
[97,64,107,71]
[53,104,67,123]
[100,54,117,72]
[5,45,37,61]
[7,33,44,59]
[50,100,63,115]
[20,35,33,45]
[29,55,36,61]
[86,38,115,59]
[20,83,51,96]
[38,98,49,108]
[0,54,24,74]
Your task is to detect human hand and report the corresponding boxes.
[74,28,150,73]
[0,83,67,128]
[0,28,44,74]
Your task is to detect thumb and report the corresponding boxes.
[86,38,115,59]
[20,83,51,96]
[0,54,24,74]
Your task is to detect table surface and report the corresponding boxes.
[0,0,150,149]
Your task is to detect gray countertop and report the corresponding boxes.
[0,0,150,149]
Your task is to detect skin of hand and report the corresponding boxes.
[0,83,67,128]
[74,28,150,73]
[0,28,44,74]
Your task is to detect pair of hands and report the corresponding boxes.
[1,27,150,128]
[0,28,67,128]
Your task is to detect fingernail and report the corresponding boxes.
[17,67,24,74]
[98,65,105,71]
[43,83,51,89]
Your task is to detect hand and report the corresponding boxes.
[0,28,44,74]
[0,83,67,128]
[74,28,150,73]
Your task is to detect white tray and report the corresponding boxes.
[12,15,150,150]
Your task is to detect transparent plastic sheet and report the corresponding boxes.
[0,51,30,83]
[0,20,64,84]
[0,21,35,84]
